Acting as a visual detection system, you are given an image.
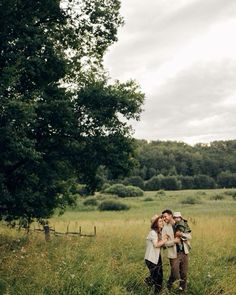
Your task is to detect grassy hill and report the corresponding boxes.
[0,189,236,295]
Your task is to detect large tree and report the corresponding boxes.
[0,0,144,221]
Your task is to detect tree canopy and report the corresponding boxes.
[0,0,144,221]
[121,139,236,190]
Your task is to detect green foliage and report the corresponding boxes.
[144,176,161,191]
[217,172,236,188]
[98,200,130,211]
[0,0,144,221]
[196,191,207,196]
[100,183,111,192]
[143,197,154,202]
[94,193,112,201]
[146,167,156,179]
[155,190,166,196]
[83,198,98,206]
[128,140,236,189]
[194,175,216,189]
[75,184,90,196]
[161,176,181,190]
[181,196,202,205]
[223,190,236,196]
[145,175,181,190]
[0,279,8,295]
[179,175,195,189]
[123,176,144,189]
[104,184,144,197]
[210,194,224,201]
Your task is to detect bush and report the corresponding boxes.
[143,197,154,202]
[83,198,98,206]
[98,200,130,211]
[223,191,236,200]
[156,190,166,196]
[104,184,144,198]
[100,183,111,192]
[122,176,144,189]
[223,190,236,196]
[196,191,207,196]
[75,184,90,196]
[232,192,236,200]
[94,193,111,200]
[210,194,224,201]
[145,176,161,191]
[181,196,202,205]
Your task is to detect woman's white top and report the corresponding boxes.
[144,229,161,265]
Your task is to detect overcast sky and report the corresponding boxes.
[104,0,236,145]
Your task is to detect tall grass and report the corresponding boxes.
[0,189,235,295]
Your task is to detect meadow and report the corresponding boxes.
[0,189,236,295]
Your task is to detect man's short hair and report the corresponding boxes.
[162,209,173,215]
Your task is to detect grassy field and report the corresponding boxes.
[0,189,236,295]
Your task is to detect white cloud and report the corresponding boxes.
[217,94,236,108]
[104,0,236,144]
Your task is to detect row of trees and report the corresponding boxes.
[100,140,236,190]
[122,172,236,191]
[0,0,144,222]
[132,140,236,179]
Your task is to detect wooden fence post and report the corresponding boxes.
[66,222,70,234]
[43,224,50,242]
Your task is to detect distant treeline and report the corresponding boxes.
[113,140,236,190]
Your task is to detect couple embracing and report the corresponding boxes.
[144,209,192,294]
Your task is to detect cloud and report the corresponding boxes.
[131,62,236,143]
[105,0,236,76]
[104,0,236,144]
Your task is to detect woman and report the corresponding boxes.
[144,214,167,294]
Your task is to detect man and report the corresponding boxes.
[162,209,192,294]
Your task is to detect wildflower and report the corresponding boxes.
[21,247,26,253]
[207,272,212,279]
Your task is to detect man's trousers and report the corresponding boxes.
[167,252,189,291]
